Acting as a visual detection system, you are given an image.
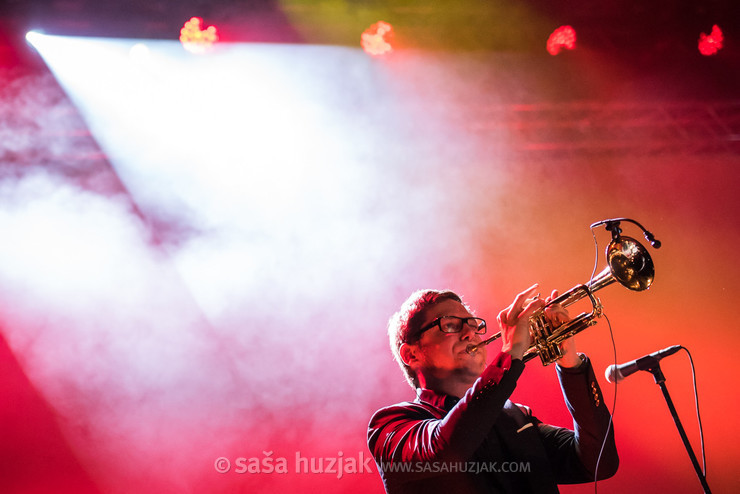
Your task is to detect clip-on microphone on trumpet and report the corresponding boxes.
[591,217,662,249]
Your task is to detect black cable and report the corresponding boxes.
[588,225,618,494]
[593,312,618,494]
[589,227,600,282]
[680,346,708,477]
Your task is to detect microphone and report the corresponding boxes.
[590,217,661,249]
[642,229,662,249]
[605,345,682,383]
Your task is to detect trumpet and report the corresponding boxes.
[466,234,655,365]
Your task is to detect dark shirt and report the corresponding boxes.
[367,352,618,493]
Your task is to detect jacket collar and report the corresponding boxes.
[416,387,460,411]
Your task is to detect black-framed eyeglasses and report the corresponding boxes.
[411,316,487,341]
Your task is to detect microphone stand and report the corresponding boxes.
[647,363,711,494]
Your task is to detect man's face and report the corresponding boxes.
[412,299,488,383]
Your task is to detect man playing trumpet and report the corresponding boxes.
[367,284,618,493]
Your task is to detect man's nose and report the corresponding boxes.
[459,323,478,341]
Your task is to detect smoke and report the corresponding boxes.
[1,38,520,493]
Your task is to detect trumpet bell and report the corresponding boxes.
[607,236,654,291]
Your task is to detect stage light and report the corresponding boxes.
[698,25,723,56]
[361,21,393,56]
[546,25,576,56]
[180,17,219,54]
[129,43,150,62]
[25,30,43,45]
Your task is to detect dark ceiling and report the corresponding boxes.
[1,0,738,51]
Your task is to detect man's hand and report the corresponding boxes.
[498,284,545,360]
[556,336,581,368]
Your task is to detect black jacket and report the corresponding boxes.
[367,352,618,493]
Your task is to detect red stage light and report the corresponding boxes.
[698,25,724,56]
[361,21,393,56]
[546,25,576,56]
[180,17,219,54]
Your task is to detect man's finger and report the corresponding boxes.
[520,297,545,320]
[512,284,539,311]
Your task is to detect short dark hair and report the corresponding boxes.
[388,289,466,389]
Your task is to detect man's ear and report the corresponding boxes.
[399,343,419,367]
